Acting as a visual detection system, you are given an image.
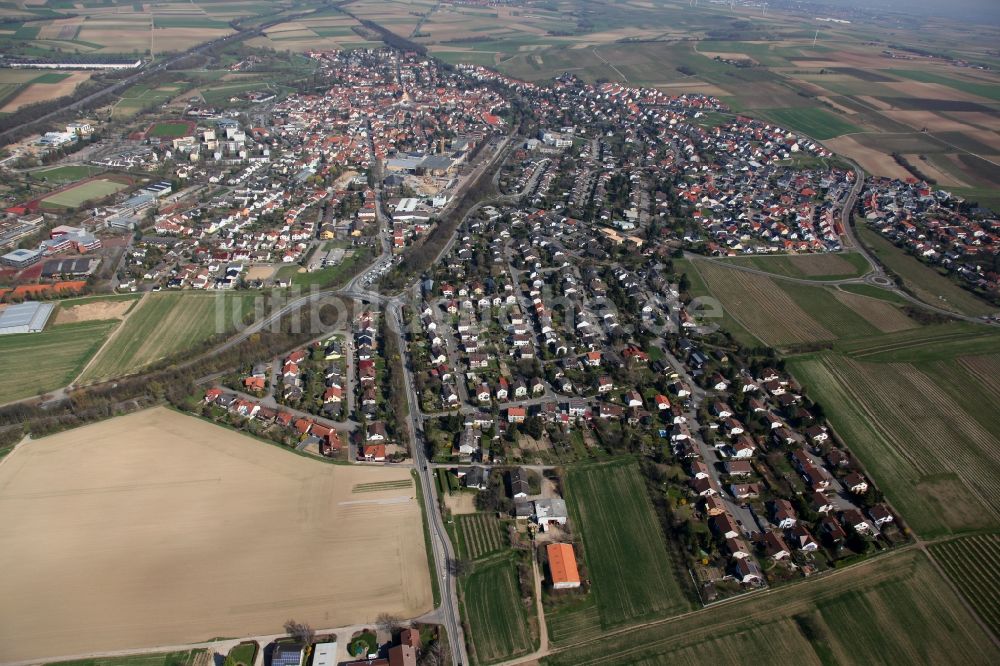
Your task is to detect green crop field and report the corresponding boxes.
[760,107,861,139]
[461,558,535,665]
[48,649,207,666]
[542,550,995,666]
[566,461,690,628]
[930,532,1000,638]
[147,121,191,138]
[787,350,1000,537]
[859,226,996,317]
[79,292,254,383]
[884,69,1000,101]
[0,320,117,403]
[40,178,129,209]
[721,252,870,281]
[455,513,506,560]
[30,165,104,183]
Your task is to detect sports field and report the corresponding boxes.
[565,461,689,628]
[541,549,995,665]
[39,177,130,209]
[929,532,1000,638]
[30,164,104,183]
[0,320,117,404]
[0,407,432,662]
[461,557,535,665]
[79,292,254,383]
[787,350,1000,537]
[147,121,192,138]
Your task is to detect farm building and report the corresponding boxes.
[547,543,581,589]
[0,301,55,335]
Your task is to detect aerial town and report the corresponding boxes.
[0,1,998,666]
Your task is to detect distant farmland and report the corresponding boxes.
[787,351,1000,537]
[541,550,995,666]
[761,107,860,140]
[566,461,690,628]
[79,292,254,383]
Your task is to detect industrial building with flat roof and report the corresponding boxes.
[0,301,55,335]
[1,247,43,269]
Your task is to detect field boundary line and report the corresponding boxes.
[71,292,148,386]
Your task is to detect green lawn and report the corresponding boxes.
[838,283,909,304]
[566,460,690,628]
[80,293,253,383]
[147,121,191,138]
[0,320,117,403]
[222,643,256,666]
[461,557,535,665]
[40,178,129,209]
[859,226,997,317]
[759,107,861,140]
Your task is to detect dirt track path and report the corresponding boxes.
[71,292,147,387]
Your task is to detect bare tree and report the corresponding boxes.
[447,558,471,576]
[375,612,403,635]
[419,640,448,666]
[283,619,315,645]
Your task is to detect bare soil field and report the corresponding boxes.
[245,264,277,281]
[0,408,432,662]
[823,135,913,179]
[443,491,477,515]
[54,299,133,324]
[859,95,893,110]
[0,72,93,112]
[832,290,917,332]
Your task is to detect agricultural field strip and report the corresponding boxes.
[568,462,688,627]
[463,559,534,664]
[804,355,1000,525]
[457,513,504,560]
[542,550,994,666]
[694,260,833,345]
[929,533,1000,637]
[352,479,413,493]
[838,357,1000,504]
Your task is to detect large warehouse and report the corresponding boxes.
[0,301,55,335]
